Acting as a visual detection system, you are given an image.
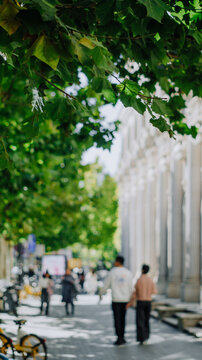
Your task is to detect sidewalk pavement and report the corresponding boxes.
[0,294,202,360]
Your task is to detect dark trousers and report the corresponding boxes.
[112,302,127,340]
[41,288,49,315]
[136,300,151,342]
[65,301,74,315]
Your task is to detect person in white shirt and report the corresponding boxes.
[39,271,54,315]
[84,268,98,294]
[100,255,133,345]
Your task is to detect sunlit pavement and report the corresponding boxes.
[1,294,202,360]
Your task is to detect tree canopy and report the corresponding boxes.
[0,0,201,251]
[1,138,118,250]
[0,0,201,171]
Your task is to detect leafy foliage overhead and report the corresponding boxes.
[1,129,118,251]
[0,0,201,171]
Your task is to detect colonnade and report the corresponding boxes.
[118,96,202,302]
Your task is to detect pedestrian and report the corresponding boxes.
[62,268,75,315]
[84,268,98,294]
[28,265,35,278]
[78,269,85,293]
[126,264,157,345]
[100,255,133,346]
[39,270,54,316]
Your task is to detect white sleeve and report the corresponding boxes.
[100,272,112,295]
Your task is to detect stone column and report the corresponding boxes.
[144,151,158,279]
[120,177,130,268]
[128,168,137,276]
[157,157,169,294]
[167,144,185,298]
[135,161,146,278]
[181,139,201,302]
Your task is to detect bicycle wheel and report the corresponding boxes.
[20,334,47,360]
[0,334,15,359]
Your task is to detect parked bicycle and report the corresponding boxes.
[0,286,18,317]
[0,319,47,360]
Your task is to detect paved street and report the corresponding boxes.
[1,294,202,360]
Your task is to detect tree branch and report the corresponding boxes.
[34,71,77,100]
[110,73,167,101]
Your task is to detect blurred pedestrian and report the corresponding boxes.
[28,265,35,278]
[100,255,133,346]
[84,268,97,294]
[126,264,157,345]
[39,270,54,316]
[78,269,85,292]
[62,268,75,315]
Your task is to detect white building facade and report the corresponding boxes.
[118,95,202,303]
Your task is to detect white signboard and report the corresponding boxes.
[42,255,66,276]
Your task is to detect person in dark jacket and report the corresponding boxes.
[62,268,75,315]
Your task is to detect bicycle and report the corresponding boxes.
[0,286,18,317]
[0,319,47,360]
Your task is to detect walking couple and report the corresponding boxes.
[100,256,156,345]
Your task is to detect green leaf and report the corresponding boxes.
[150,117,170,132]
[0,0,21,35]
[28,34,60,70]
[57,61,72,82]
[71,36,90,64]
[79,37,96,50]
[0,154,9,170]
[91,77,104,92]
[120,94,145,114]
[152,99,174,116]
[124,79,140,95]
[169,95,185,110]
[30,0,57,21]
[91,47,117,72]
[173,122,198,138]
[138,0,171,23]
[159,77,170,93]
[130,98,146,114]
[102,89,116,104]
[190,30,202,45]
[91,77,117,103]
[120,93,132,107]
[116,83,125,92]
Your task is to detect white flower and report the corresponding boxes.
[31,88,44,112]
[0,52,7,61]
